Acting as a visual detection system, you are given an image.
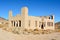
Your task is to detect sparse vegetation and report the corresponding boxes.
[51,38,56,40]
[0,24,4,28]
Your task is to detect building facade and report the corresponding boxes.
[9,7,55,32]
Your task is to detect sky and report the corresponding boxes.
[0,0,60,22]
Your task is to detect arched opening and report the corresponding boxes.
[14,21,15,27]
[19,20,21,27]
[41,24,44,29]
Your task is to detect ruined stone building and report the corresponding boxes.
[9,7,55,32]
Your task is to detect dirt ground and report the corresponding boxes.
[0,28,60,40]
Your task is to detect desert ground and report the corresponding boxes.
[0,28,60,40]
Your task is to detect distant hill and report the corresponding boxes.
[0,17,8,28]
[55,22,60,25]
[55,21,60,32]
[0,17,8,24]
[0,17,8,21]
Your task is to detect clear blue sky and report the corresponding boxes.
[0,0,60,22]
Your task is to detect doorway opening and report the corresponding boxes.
[41,24,44,29]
